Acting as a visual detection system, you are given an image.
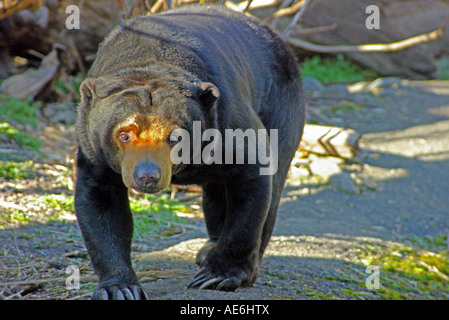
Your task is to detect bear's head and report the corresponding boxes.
[76,71,220,193]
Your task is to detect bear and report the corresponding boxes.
[74,5,305,300]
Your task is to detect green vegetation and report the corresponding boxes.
[42,194,75,216]
[437,57,449,80]
[360,237,449,299]
[0,95,41,151]
[54,73,83,103]
[0,160,37,179]
[0,95,40,127]
[0,194,74,228]
[0,159,194,239]
[301,54,377,83]
[131,193,192,238]
[0,122,41,151]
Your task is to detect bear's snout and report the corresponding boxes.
[133,161,161,191]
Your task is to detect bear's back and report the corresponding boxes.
[88,5,297,84]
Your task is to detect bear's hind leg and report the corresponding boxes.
[189,168,272,291]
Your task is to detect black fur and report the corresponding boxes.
[75,5,305,299]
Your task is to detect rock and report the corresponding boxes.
[347,81,370,94]
[302,77,324,96]
[287,166,310,186]
[348,78,404,96]
[351,172,379,191]
[309,156,342,180]
[329,172,361,194]
[300,124,361,159]
[43,102,77,125]
[320,84,351,99]
[365,78,402,92]
[16,5,49,29]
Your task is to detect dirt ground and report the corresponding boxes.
[1,78,448,300]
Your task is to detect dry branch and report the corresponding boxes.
[150,0,165,14]
[236,0,281,12]
[293,23,337,35]
[271,0,304,19]
[280,0,312,40]
[287,15,449,53]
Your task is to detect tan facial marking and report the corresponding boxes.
[121,143,172,192]
[115,117,177,193]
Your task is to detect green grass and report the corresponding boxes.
[0,122,41,151]
[437,58,449,80]
[0,95,42,151]
[0,95,40,128]
[301,54,377,83]
[0,157,194,239]
[0,160,37,179]
[54,73,83,103]
[1,182,193,239]
[131,193,192,239]
[42,194,75,215]
[360,237,449,299]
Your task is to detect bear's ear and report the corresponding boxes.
[80,78,95,99]
[184,81,220,110]
[79,78,99,112]
[80,76,133,103]
[196,82,220,109]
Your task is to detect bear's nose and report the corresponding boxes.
[133,162,161,189]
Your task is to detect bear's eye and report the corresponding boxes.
[118,132,131,143]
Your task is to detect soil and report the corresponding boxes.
[1,79,448,300]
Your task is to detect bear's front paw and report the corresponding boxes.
[188,247,260,291]
[92,284,149,300]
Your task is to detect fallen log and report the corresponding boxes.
[0,49,59,99]
[299,124,361,159]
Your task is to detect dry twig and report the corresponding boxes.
[287,15,449,53]
[293,23,337,35]
[271,0,304,19]
[280,0,312,40]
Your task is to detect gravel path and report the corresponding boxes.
[139,79,449,300]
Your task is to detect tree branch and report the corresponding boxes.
[280,0,313,40]
[271,0,305,19]
[287,15,449,53]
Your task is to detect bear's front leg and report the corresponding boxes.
[74,149,148,300]
[189,168,272,291]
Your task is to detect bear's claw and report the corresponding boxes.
[92,284,149,300]
[188,267,239,292]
